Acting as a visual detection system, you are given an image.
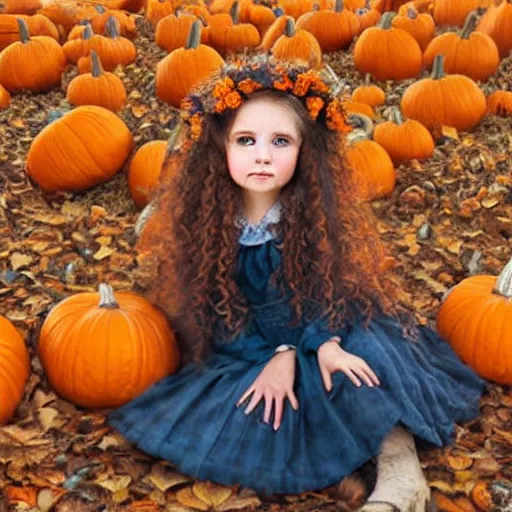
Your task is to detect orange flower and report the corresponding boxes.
[326,100,351,133]
[224,91,242,109]
[306,96,325,120]
[273,74,293,91]
[237,79,264,95]
[214,98,226,113]
[213,77,235,99]
[293,73,314,96]
[310,76,330,94]
[189,113,203,140]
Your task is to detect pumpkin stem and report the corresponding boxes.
[98,283,120,309]
[186,20,203,49]
[460,11,478,40]
[334,0,343,12]
[407,7,417,19]
[364,73,372,86]
[312,3,320,11]
[284,17,295,37]
[389,107,403,125]
[105,15,121,37]
[83,24,94,39]
[16,17,31,43]
[365,0,370,8]
[493,258,512,298]
[348,113,374,137]
[230,0,240,24]
[90,51,104,78]
[378,11,396,29]
[431,54,446,80]
[94,4,106,13]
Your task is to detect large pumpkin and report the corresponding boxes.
[0,14,59,51]
[26,105,133,192]
[38,283,180,409]
[437,258,512,385]
[476,0,512,59]
[0,316,30,424]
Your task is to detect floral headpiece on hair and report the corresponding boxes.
[180,52,352,141]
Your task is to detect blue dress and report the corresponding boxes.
[108,204,486,495]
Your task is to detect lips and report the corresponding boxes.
[249,172,273,177]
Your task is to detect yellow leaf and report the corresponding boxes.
[216,494,262,511]
[192,481,232,507]
[38,407,59,433]
[429,480,456,495]
[32,213,68,226]
[97,435,120,451]
[454,470,477,483]
[175,487,209,511]
[10,252,33,271]
[113,487,130,503]
[146,464,191,492]
[93,245,115,261]
[96,475,132,493]
[441,126,459,141]
[447,455,473,471]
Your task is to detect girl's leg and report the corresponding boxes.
[357,425,432,512]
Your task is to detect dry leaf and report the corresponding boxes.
[10,252,33,270]
[429,480,456,495]
[175,487,209,511]
[146,465,191,492]
[447,455,473,471]
[6,486,38,507]
[97,435,120,451]
[38,407,60,433]
[37,488,67,512]
[493,428,512,446]
[471,481,493,511]
[192,481,232,507]
[216,494,263,511]
[96,474,132,493]
[93,245,115,261]
[113,487,130,503]
[433,491,466,512]
[125,499,161,511]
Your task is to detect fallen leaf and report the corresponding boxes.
[216,494,263,511]
[175,487,209,511]
[93,245,115,261]
[38,407,60,433]
[146,464,191,492]
[6,486,38,507]
[433,491,466,512]
[447,455,473,471]
[471,481,493,511]
[97,435,120,451]
[192,481,232,507]
[10,252,33,271]
[96,474,132,493]
[37,488,67,512]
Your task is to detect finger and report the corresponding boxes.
[345,368,361,387]
[263,394,274,424]
[353,366,376,387]
[287,390,299,411]
[236,386,254,407]
[273,396,283,430]
[357,362,381,387]
[244,390,263,415]
[320,367,333,392]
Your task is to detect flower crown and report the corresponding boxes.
[180,52,352,141]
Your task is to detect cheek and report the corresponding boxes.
[226,148,248,182]
[276,149,299,179]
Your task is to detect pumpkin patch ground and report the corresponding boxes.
[0,1,511,511]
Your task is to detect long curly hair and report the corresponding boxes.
[136,90,417,366]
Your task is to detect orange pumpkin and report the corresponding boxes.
[352,79,386,106]
[0,84,11,109]
[437,258,512,385]
[0,315,29,424]
[278,0,333,19]
[66,51,127,112]
[156,20,224,107]
[271,17,322,68]
[259,14,293,50]
[345,116,396,201]
[155,13,198,52]
[373,107,434,164]
[4,0,42,14]
[476,0,512,59]
[89,6,138,40]
[355,0,382,32]
[128,140,168,207]
[391,6,435,50]
[401,54,487,132]
[433,0,491,27]
[26,105,133,192]
[0,14,59,51]
[486,90,512,116]
[146,0,175,26]
[0,18,66,93]
[38,283,180,409]
[423,11,500,82]
[296,0,360,53]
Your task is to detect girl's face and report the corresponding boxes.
[225,96,302,202]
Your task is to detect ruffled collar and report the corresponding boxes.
[236,202,282,246]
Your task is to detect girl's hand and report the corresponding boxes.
[317,339,380,391]
[236,350,299,431]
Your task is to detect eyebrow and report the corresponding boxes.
[231,130,299,141]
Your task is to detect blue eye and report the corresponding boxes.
[236,136,254,145]
[273,137,289,146]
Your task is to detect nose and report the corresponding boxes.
[254,140,272,165]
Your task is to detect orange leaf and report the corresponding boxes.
[471,482,493,512]
[447,455,473,471]
[433,491,466,512]
[6,486,38,507]
[192,481,232,507]
[175,487,209,511]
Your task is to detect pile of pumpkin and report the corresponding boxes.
[0,0,511,426]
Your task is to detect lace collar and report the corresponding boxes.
[236,202,282,246]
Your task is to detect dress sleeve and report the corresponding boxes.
[299,316,351,354]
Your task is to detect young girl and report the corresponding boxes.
[109,53,486,512]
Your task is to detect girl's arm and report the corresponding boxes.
[300,318,350,353]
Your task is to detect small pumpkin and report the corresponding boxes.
[345,114,396,201]
[401,54,487,132]
[373,107,434,164]
[0,18,66,93]
[156,20,225,108]
[355,0,382,32]
[296,0,360,53]
[391,6,435,50]
[0,84,11,109]
[437,257,512,385]
[259,14,293,50]
[146,0,175,26]
[278,0,334,19]
[89,5,138,40]
[433,0,490,27]
[486,90,512,116]
[0,13,59,51]
[38,283,180,409]
[242,0,277,37]
[128,140,168,207]
[26,105,133,192]
[4,0,42,15]
[397,0,434,15]
[354,11,423,80]
[423,11,500,82]
[66,51,127,112]
[476,0,512,59]
[208,1,260,57]
[352,76,386,106]
[155,13,198,53]
[0,315,29,424]
[271,17,322,68]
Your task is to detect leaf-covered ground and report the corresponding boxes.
[0,11,511,512]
